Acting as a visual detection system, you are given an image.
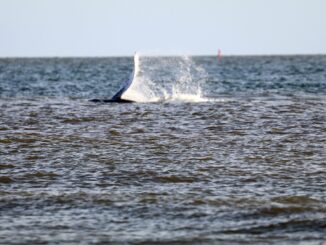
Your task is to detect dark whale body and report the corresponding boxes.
[90,85,134,103]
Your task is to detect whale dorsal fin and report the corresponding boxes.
[119,53,140,101]
[110,53,140,102]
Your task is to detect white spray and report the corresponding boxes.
[121,53,209,102]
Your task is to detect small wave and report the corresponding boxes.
[0,176,13,184]
[163,92,214,103]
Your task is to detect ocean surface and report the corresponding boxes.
[0,55,325,244]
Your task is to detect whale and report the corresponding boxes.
[91,53,139,103]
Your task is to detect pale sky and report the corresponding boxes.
[0,0,325,57]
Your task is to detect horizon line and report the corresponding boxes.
[0,52,325,59]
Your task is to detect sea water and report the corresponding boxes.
[0,55,325,244]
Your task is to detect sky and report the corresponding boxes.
[0,0,325,57]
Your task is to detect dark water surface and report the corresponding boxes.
[0,56,325,244]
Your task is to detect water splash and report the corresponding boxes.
[121,53,210,102]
